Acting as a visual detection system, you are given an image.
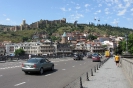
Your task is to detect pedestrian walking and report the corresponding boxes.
[114,54,120,67]
[29,54,31,59]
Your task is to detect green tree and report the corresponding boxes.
[127,34,133,54]
[87,34,97,40]
[15,48,25,56]
[22,37,29,42]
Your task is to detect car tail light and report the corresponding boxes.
[22,63,24,67]
[33,64,36,68]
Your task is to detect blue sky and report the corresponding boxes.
[0,0,133,29]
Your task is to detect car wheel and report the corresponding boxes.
[39,68,44,75]
[51,65,54,71]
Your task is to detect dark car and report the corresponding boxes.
[22,57,54,75]
[87,53,92,59]
[73,53,83,60]
[92,53,101,62]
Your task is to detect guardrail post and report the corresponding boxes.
[99,63,101,68]
[94,66,96,72]
[86,72,89,81]
[97,64,99,70]
[80,77,83,88]
[91,69,93,76]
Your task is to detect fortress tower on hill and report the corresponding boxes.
[3,18,66,31]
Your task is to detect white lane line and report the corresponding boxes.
[45,74,51,76]
[14,82,26,86]
[65,63,66,64]
[72,66,75,67]
[80,64,82,65]
[0,75,3,77]
[62,69,66,70]
[0,65,21,70]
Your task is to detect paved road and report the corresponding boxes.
[0,57,105,88]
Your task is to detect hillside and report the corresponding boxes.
[0,23,133,43]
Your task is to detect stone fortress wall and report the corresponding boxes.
[3,18,66,31]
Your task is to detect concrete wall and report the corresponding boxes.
[121,58,133,87]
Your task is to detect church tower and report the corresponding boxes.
[61,32,68,43]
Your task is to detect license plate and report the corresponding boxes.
[26,65,30,68]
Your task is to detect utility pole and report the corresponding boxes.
[125,34,128,54]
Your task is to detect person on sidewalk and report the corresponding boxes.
[29,54,31,59]
[114,54,120,67]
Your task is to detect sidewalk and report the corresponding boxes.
[83,57,133,88]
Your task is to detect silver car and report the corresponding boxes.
[22,57,54,75]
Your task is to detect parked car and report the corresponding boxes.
[22,57,54,75]
[92,53,101,62]
[73,53,83,60]
[87,53,92,59]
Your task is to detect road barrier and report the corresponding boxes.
[63,57,110,88]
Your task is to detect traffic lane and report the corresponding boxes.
[0,58,74,88]
[14,58,100,88]
[0,58,100,88]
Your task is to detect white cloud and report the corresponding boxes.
[105,8,109,11]
[118,4,123,8]
[94,10,101,15]
[111,19,119,25]
[97,10,101,13]
[131,8,133,11]
[127,18,132,21]
[70,1,75,4]
[75,6,81,9]
[117,9,126,16]
[105,8,110,14]
[68,8,71,11]
[60,7,71,11]
[60,8,66,11]
[105,12,110,14]
[69,13,84,22]
[98,4,102,7]
[107,4,111,6]
[85,4,90,7]
[125,2,130,8]
[6,18,10,21]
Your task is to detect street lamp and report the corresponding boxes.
[125,34,128,54]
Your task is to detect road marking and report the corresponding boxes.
[80,64,82,65]
[72,66,75,67]
[0,65,21,70]
[14,82,26,86]
[0,75,3,77]
[45,74,51,76]
[65,63,66,64]
[62,69,66,70]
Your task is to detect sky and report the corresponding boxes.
[0,0,133,29]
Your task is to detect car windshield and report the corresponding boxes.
[27,58,40,63]
[92,53,98,56]
[93,55,98,57]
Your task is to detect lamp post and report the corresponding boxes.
[94,17,100,26]
[125,34,128,54]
